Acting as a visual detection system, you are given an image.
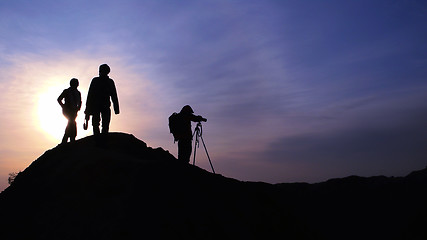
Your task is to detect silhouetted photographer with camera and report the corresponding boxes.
[169,105,207,163]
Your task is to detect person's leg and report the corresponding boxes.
[92,112,101,135]
[69,112,77,141]
[101,108,111,134]
[69,120,77,142]
[178,139,192,163]
[61,129,68,144]
[62,110,73,144]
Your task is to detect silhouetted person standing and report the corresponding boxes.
[58,78,82,144]
[84,64,120,135]
[175,105,207,163]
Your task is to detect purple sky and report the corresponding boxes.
[1,0,427,191]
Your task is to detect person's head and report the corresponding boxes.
[180,105,194,114]
[99,64,110,76]
[70,78,79,88]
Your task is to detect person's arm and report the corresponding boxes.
[190,114,207,122]
[110,79,120,114]
[77,91,82,111]
[57,90,66,108]
[84,80,94,116]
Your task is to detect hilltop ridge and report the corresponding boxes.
[0,133,307,239]
[0,132,426,240]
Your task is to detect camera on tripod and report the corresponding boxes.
[196,117,207,123]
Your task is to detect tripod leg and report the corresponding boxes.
[200,136,215,174]
[192,127,199,165]
[193,137,198,165]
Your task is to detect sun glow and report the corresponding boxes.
[38,86,69,141]
[37,85,88,142]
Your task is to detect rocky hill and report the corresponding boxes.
[0,133,426,239]
[277,168,427,239]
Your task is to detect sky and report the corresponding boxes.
[1,0,427,191]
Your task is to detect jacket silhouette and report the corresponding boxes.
[84,64,119,135]
[176,105,207,163]
[58,78,82,143]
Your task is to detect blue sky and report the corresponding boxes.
[1,0,427,191]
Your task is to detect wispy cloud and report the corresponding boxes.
[252,88,427,181]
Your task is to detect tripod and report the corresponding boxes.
[192,122,215,173]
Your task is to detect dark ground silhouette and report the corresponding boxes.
[0,133,426,240]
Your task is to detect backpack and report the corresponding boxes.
[168,112,184,142]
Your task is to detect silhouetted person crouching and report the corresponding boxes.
[84,64,120,135]
[170,105,207,163]
[58,78,82,144]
